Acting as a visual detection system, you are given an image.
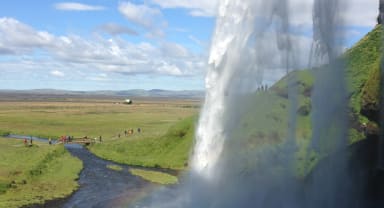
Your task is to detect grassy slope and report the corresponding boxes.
[235,26,382,177]
[89,115,197,170]
[345,26,382,117]
[0,138,82,208]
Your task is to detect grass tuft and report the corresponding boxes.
[129,169,178,185]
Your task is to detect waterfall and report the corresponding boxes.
[191,0,298,180]
[133,0,358,207]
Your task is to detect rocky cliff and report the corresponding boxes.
[379,0,384,24]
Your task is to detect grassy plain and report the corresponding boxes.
[0,97,199,141]
[0,97,200,169]
[0,138,82,208]
[0,96,200,205]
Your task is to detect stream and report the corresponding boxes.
[61,144,158,208]
[7,135,171,208]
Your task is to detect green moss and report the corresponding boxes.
[361,59,381,110]
[345,25,382,116]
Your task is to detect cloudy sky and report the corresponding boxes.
[0,0,379,91]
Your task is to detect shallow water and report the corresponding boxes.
[62,145,156,208]
[6,135,171,208]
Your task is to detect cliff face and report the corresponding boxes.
[379,0,384,24]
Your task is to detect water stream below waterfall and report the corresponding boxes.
[6,136,176,208]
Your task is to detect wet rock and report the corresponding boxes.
[378,0,384,24]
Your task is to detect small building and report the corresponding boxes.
[124,99,133,105]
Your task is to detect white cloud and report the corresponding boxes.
[87,73,110,81]
[54,2,105,11]
[0,17,205,78]
[151,0,378,28]
[50,70,65,77]
[344,0,378,27]
[97,23,138,36]
[0,18,55,54]
[189,35,205,47]
[118,2,166,37]
[151,0,218,17]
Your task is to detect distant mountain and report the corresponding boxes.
[0,89,204,99]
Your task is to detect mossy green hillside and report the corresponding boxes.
[0,138,82,208]
[344,25,382,126]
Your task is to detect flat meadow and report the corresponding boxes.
[0,95,200,206]
[0,96,200,170]
[0,97,200,140]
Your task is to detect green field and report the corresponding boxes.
[0,97,199,206]
[0,98,199,141]
[89,115,197,170]
[0,98,199,169]
[0,138,82,208]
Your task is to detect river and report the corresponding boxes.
[7,135,171,208]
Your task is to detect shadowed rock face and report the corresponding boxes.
[379,0,384,24]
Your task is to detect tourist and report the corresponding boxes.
[49,138,52,145]
[362,123,367,136]
[137,128,141,133]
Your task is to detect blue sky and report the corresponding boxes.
[0,0,379,91]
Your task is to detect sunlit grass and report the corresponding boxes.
[89,115,197,170]
[129,169,178,185]
[0,99,199,140]
[106,164,123,171]
[0,138,82,208]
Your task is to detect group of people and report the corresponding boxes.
[59,135,74,143]
[118,128,141,138]
[23,127,143,146]
[257,84,269,92]
[23,137,33,146]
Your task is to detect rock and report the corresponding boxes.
[378,0,384,24]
